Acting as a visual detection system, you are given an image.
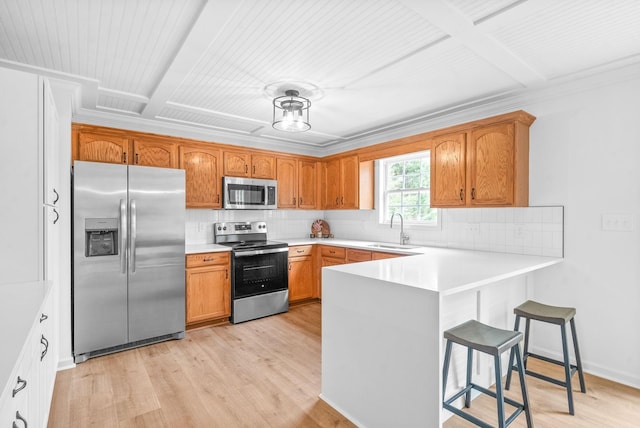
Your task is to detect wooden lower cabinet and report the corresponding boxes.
[288,245,315,302]
[346,248,372,263]
[185,252,230,326]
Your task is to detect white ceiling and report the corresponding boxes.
[1,0,640,156]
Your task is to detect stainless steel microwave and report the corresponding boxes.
[223,176,278,209]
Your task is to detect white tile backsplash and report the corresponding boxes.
[185,206,564,257]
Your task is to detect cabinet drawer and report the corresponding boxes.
[320,246,345,259]
[346,248,372,262]
[186,252,230,268]
[289,245,313,257]
[372,251,404,260]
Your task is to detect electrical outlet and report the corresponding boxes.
[514,225,524,238]
[467,223,480,233]
[602,214,634,231]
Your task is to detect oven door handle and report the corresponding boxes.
[234,247,289,257]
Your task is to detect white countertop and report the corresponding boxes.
[186,238,427,255]
[186,243,231,254]
[324,247,562,296]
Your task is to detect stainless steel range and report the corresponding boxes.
[214,221,289,323]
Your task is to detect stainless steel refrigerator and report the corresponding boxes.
[73,161,186,363]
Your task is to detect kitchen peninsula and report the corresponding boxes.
[320,248,562,428]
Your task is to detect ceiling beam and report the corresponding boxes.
[398,0,546,87]
[141,0,244,119]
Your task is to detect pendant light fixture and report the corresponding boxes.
[272,89,311,132]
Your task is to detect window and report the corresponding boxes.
[380,151,438,226]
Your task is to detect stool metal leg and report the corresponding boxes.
[523,317,531,369]
[443,340,453,400]
[465,347,473,407]
[560,323,575,415]
[514,343,534,428]
[570,318,587,393]
[505,315,521,390]
[494,354,506,428]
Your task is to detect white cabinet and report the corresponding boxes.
[0,66,60,428]
[0,281,57,428]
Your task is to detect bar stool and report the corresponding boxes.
[505,300,586,415]
[443,320,533,428]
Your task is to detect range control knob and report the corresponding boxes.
[223,226,227,230]
[217,226,221,230]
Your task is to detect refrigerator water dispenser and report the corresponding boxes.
[85,218,118,257]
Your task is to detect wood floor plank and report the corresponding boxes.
[49,303,639,427]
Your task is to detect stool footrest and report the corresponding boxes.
[444,382,526,428]
[526,351,577,369]
[523,352,580,388]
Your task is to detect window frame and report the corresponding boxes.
[378,151,440,229]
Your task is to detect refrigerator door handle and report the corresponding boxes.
[130,199,137,273]
[120,199,127,274]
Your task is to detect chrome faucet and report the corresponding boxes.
[390,212,409,245]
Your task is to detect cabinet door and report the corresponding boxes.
[340,155,360,209]
[276,158,298,208]
[288,256,314,302]
[468,123,514,206]
[179,145,222,208]
[132,139,178,168]
[324,159,341,209]
[298,160,317,209]
[223,151,250,177]
[251,154,276,179]
[43,78,60,206]
[431,132,467,207]
[185,265,230,324]
[77,132,129,164]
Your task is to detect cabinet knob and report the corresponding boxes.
[253,165,256,174]
[471,188,476,200]
[123,152,127,164]
[299,197,302,205]
[292,197,296,205]
[135,153,139,164]
[52,188,59,204]
[459,188,464,201]
[53,208,59,225]
[245,164,248,173]
[40,313,48,323]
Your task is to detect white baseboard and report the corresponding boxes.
[57,356,76,371]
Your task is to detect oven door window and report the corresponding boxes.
[233,252,288,298]
[228,184,265,206]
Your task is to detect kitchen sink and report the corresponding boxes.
[367,243,420,250]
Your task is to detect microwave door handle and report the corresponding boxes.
[130,199,137,273]
[119,199,127,274]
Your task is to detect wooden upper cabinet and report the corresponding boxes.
[468,123,515,206]
[223,151,250,177]
[132,139,178,168]
[77,131,129,164]
[340,155,359,209]
[251,153,276,179]
[276,157,297,208]
[223,151,276,179]
[430,112,533,208]
[179,145,222,208]
[431,133,467,207]
[323,155,372,210]
[324,159,341,209]
[298,160,317,209]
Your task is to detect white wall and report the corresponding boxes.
[525,75,640,388]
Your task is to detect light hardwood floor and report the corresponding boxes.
[49,302,639,427]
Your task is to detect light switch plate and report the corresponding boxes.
[601,214,634,231]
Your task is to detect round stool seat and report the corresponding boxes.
[514,300,576,325]
[445,320,523,356]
